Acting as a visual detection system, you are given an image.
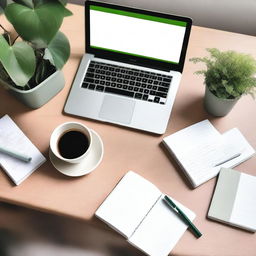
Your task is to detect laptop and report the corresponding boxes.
[64,1,192,134]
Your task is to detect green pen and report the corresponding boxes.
[163,195,202,238]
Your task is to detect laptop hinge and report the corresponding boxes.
[93,54,177,73]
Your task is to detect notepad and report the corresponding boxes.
[162,120,255,188]
[95,171,196,256]
[208,168,256,232]
[0,115,46,185]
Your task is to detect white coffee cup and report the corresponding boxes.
[50,122,92,164]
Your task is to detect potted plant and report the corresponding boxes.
[0,0,72,109]
[190,48,256,116]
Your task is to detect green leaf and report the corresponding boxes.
[5,2,71,48]
[45,31,70,69]
[190,47,256,98]
[0,34,36,86]
[12,0,33,8]
[33,0,72,15]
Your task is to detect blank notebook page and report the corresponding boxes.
[95,171,161,238]
[129,195,195,256]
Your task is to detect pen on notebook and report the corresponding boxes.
[163,195,202,238]
[0,146,32,163]
[214,153,241,167]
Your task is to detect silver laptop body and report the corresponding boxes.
[64,1,192,134]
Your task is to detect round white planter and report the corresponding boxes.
[204,86,240,117]
[6,70,65,109]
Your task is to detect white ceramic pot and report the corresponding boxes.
[5,70,65,109]
[204,86,240,117]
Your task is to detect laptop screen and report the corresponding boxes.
[86,2,192,72]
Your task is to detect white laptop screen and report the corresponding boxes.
[89,5,187,64]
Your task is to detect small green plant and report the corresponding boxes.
[190,48,256,99]
[0,0,72,90]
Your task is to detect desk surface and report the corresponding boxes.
[0,4,256,256]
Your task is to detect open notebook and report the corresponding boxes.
[95,171,196,256]
[163,120,255,188]
[208,168,256,232]
[0,115,46,185]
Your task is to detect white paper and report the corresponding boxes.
[129,195,195,256]
[95,171,161,238]
[0,115,46,185]
[230,173,256,231]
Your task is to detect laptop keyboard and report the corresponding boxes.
[82,61,172,104]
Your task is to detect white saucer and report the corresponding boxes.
[49,129,104,177]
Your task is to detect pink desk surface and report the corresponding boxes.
[0,4,256,256]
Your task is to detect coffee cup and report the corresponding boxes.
[50,122,92,164]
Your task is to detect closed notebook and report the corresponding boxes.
[208,168,256,232]
[95,171,196,256]
[0,115,46,185]
[162,120,255,188]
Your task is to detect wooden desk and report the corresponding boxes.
[0,4,256,256]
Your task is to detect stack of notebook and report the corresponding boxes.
[162,120,255,188]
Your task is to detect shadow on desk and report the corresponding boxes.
[0,202,144,256]
[0,87,32,117]
[174,95,206,123]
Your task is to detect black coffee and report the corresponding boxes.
[58,130,89,159]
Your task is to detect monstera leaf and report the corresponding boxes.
[44,31,70,70]
[0,34,36,86]
[5,1,72,48]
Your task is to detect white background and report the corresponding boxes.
[90,10,186,63]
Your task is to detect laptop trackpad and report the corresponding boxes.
[99,95,135,124]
